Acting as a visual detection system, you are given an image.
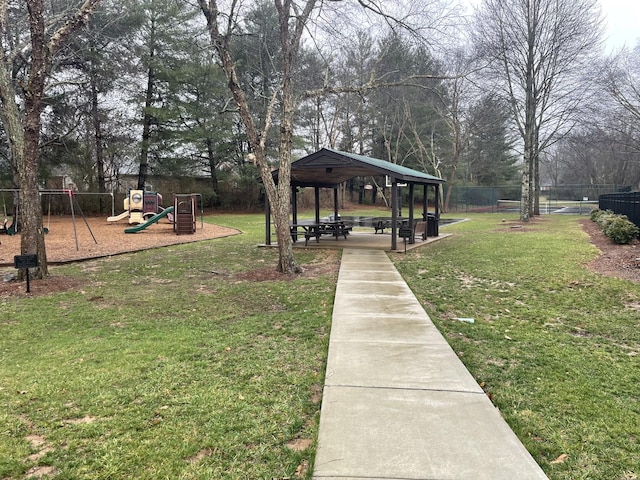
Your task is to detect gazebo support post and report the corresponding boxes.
[265,194,271,245]
[314,187,320,223]
[292,187,298,224]
[333,187,339,221]
[423,184,428,238]
[408,183,415,244]
[291,187,298,242]
[391,180,398,251]
[423,185,428,219]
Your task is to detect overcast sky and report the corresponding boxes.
[463,0,639,51]
[600,0,640,50]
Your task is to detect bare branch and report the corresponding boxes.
[304,73,458,98]
[48,0,102,57]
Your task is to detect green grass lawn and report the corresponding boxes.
[0,213,337,479]
[393,214,640,480]
[2,211,638,479]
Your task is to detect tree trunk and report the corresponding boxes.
[138,17,156,190]
[90,55,106,212]
[198,0,315,274]
[444,166,457,213]
[0,0,101,279]
[138,65,154,190]
[520,156,531,222]
[20,0,49,278]
[205,139,219,194]
[533,129,540,216]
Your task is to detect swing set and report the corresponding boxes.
[0,189,108,251]
[1,189,19,235]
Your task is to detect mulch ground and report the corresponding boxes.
[1,215,239,266]
[580,218,640,283]
[0,216,240,296]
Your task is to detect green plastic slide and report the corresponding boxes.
[124,206,174,233]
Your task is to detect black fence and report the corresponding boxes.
[599,192,640,228]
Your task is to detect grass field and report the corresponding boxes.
[394,214,640,480]
[1,211,638,479]
[0,214,337,479]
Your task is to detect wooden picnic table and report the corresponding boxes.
[290,221,352,246]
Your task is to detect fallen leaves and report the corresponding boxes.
[551,453,569,464]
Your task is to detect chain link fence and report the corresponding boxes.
[445,184,629,213]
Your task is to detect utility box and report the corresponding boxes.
[173,194,196,235]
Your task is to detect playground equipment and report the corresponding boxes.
[174,194,197,235]
[108,190,169,224]
[123,193,203,235]
[124,206,174,233]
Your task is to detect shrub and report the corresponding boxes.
[591,209,639,244]
[603,216,640,244]
[590,208,607,222]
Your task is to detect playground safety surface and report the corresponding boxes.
[0,216,239,267]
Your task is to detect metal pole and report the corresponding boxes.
[72,192,98,244]
[68,190,79,251]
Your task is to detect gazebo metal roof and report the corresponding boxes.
[273,148,445,187]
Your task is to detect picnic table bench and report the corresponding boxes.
[290,221,352,246]
[373,217,430,240]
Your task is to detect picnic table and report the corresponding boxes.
[373,217,409,234]
[290,221,352,246]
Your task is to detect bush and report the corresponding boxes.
[591,209,613,226]
[591,210,639,244]
[603,216,640,244]
[590,208,607,222]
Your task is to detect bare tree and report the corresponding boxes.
[473,0,603,221]
[0,0,101,278]
[603,44,640,149]
[197,0,453,273]
[197,0,315,273]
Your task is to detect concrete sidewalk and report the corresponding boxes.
[312,248,548,480]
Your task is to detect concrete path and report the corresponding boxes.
[312,248,548,480]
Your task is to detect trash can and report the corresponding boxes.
[427,214,439,237]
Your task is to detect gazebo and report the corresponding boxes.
[265,148,445,251]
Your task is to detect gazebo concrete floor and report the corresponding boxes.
[284,230,451,252]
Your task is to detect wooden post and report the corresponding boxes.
[314,187,320,223]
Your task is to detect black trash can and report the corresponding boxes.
[427,214,439,237]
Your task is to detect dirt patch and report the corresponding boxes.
[495,215,548,233]
[286,438,313,451]
[231,250,340,282]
